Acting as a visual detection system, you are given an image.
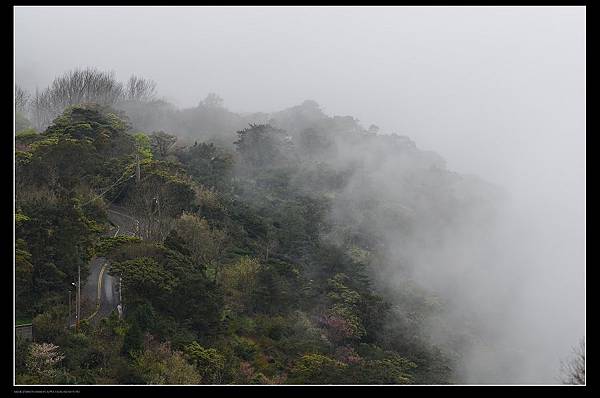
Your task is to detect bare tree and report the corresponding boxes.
[259,226,278,263]
[560,338,585,385]
[48,68,123,108]
[124,75,157,102]
[201,92,224,108]
[125,182,172,242]
[15,85,30,113]
[30,68,124,130]
[30,88,56,130]
[28,69,161,130]
[124,170,194,243]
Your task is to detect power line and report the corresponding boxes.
[93,165,133,192]
[78,163,136,208]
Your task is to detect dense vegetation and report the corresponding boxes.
[15,70,498,385]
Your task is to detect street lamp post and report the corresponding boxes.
[71,281,77,331]
[68,289,71,327]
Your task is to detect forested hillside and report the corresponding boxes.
[14,71,500,385]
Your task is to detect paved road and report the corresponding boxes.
[77,206,139,326]
[106,205,139,238]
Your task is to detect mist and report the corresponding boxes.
[14,6,585,384]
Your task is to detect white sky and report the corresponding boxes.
[14,6,585,187]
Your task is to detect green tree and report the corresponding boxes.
[133,338,200,384]
[184,342,226,384]
[110,257,176,305]
[234,124,295,170]
[287,353,346,384]
[32,308,67,343]
[218,256,261,314]
[171,212,227,273]
[134,132,153,161]
[175,142,234,190]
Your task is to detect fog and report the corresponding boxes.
[14,6,585,384]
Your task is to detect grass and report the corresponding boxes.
[15,317,33,326]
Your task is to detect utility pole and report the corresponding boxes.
[68,290,71,327]
[76,264,81,332]
[135,152,141,184]
[156,196,161,240]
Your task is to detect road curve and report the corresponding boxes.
[79,206,139,326]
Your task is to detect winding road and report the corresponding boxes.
[76,206,139,326]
